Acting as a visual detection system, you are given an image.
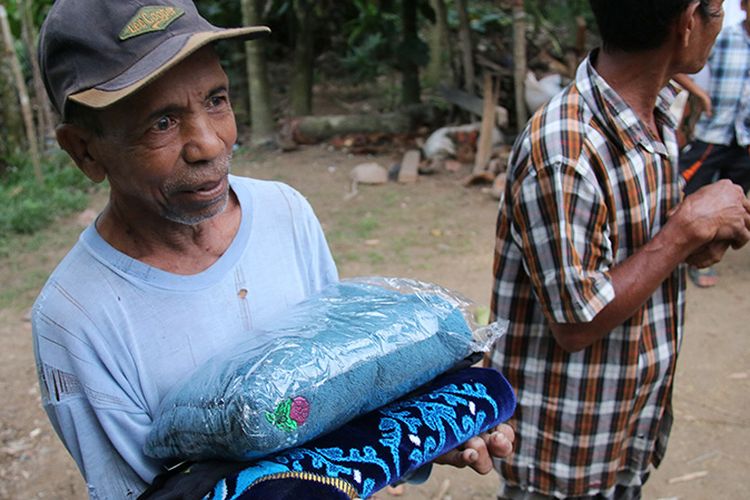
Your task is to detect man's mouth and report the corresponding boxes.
[192,179,222,193]
[182,178,226,197]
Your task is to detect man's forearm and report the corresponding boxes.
[673,74,703,95]
[548,223,690,352]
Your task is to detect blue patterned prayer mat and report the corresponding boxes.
[205,367,516,499]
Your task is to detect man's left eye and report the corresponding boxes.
[154,116,172,131]
[209,95,227,107]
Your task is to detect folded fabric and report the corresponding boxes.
[204,367,516,499]
[145,281,483,462]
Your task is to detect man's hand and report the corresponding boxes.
[433,423,515,474]
[694,88,713,118]
[672,74,712,117]
[685,240,730,268]
[671,180,750,255]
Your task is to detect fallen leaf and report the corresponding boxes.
[668,470,708,484]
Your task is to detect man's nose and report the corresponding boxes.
[181,114,226,163]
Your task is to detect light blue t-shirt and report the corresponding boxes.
[31,176,338,499]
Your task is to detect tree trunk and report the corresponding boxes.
[0,4,41,181]
[20,0,54,148]
[289,104,439,144]
[290,0,315,116]
[455,0,475,95]
[512,0,528,132]
[400,0,421,105]
[241,0,275,146]
[425,0,452,87]
[0,11,23,167]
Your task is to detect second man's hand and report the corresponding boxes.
[433,423,515,474]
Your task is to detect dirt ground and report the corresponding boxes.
[1,146,748,499]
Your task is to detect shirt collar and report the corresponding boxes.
[576,50,678,153]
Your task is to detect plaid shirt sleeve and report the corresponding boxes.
[509,121,615,324]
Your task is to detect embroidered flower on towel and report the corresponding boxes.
[265,396,310,432]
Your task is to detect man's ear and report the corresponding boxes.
[55,124,107,183]
[678,1,701,48]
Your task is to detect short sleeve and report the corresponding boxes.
[511,159,615,323]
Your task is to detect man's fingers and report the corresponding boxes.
[687,240,731,267]
[463,436,493,474]
[438,436,493,474]
[441,448,470,468]
[434,424,514,474]
[495,423,515,444]
[485,424,515,458]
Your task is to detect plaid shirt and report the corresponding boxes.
[693,22,750,146]
[490,52,686,497]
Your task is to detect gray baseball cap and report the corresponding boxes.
[39,0,270,119]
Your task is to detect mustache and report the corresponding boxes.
[165,152,233,193]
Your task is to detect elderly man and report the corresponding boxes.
[488,0,750,499]
[32,1,513,498]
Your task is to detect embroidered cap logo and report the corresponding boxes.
[119,6,185,41]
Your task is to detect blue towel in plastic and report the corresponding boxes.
[145,281,476,462]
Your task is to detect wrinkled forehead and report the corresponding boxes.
[105,46,229,121]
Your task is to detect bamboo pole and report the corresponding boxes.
[20,0,54,148]
[241,0,275,146]
[512,0,528,132]
[0,4,42,181]
[456,0,475,95]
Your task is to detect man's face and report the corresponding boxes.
[686,0,725,71]
[90,46,237,226]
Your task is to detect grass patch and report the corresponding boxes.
[0,151,94,256]
[354,214,380,239]
[0,149,100,308]
[326,209,381,246]
[366,251,385,265]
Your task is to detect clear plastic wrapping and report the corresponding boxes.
[145,278,508,462]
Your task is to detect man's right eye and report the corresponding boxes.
[153,116,173,131]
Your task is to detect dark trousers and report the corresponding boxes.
[679,139,750,195]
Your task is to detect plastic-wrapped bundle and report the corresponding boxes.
[204,367,517,500]
[145,278,506,462]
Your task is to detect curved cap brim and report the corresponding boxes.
[68,26,270,110]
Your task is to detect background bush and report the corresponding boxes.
[0,152,93,252]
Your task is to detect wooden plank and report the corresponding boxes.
[398,149,421,183]
[473,73,496,176]
[438,84,508,127]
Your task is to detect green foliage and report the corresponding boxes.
[2,0,54,36]
[339,0,432,84]
[339,0,401,82]
[525,0,596,53]
[445,3,513,33]
[341,32,388,81]
[0,151,92,247]
[397,34,430,70]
